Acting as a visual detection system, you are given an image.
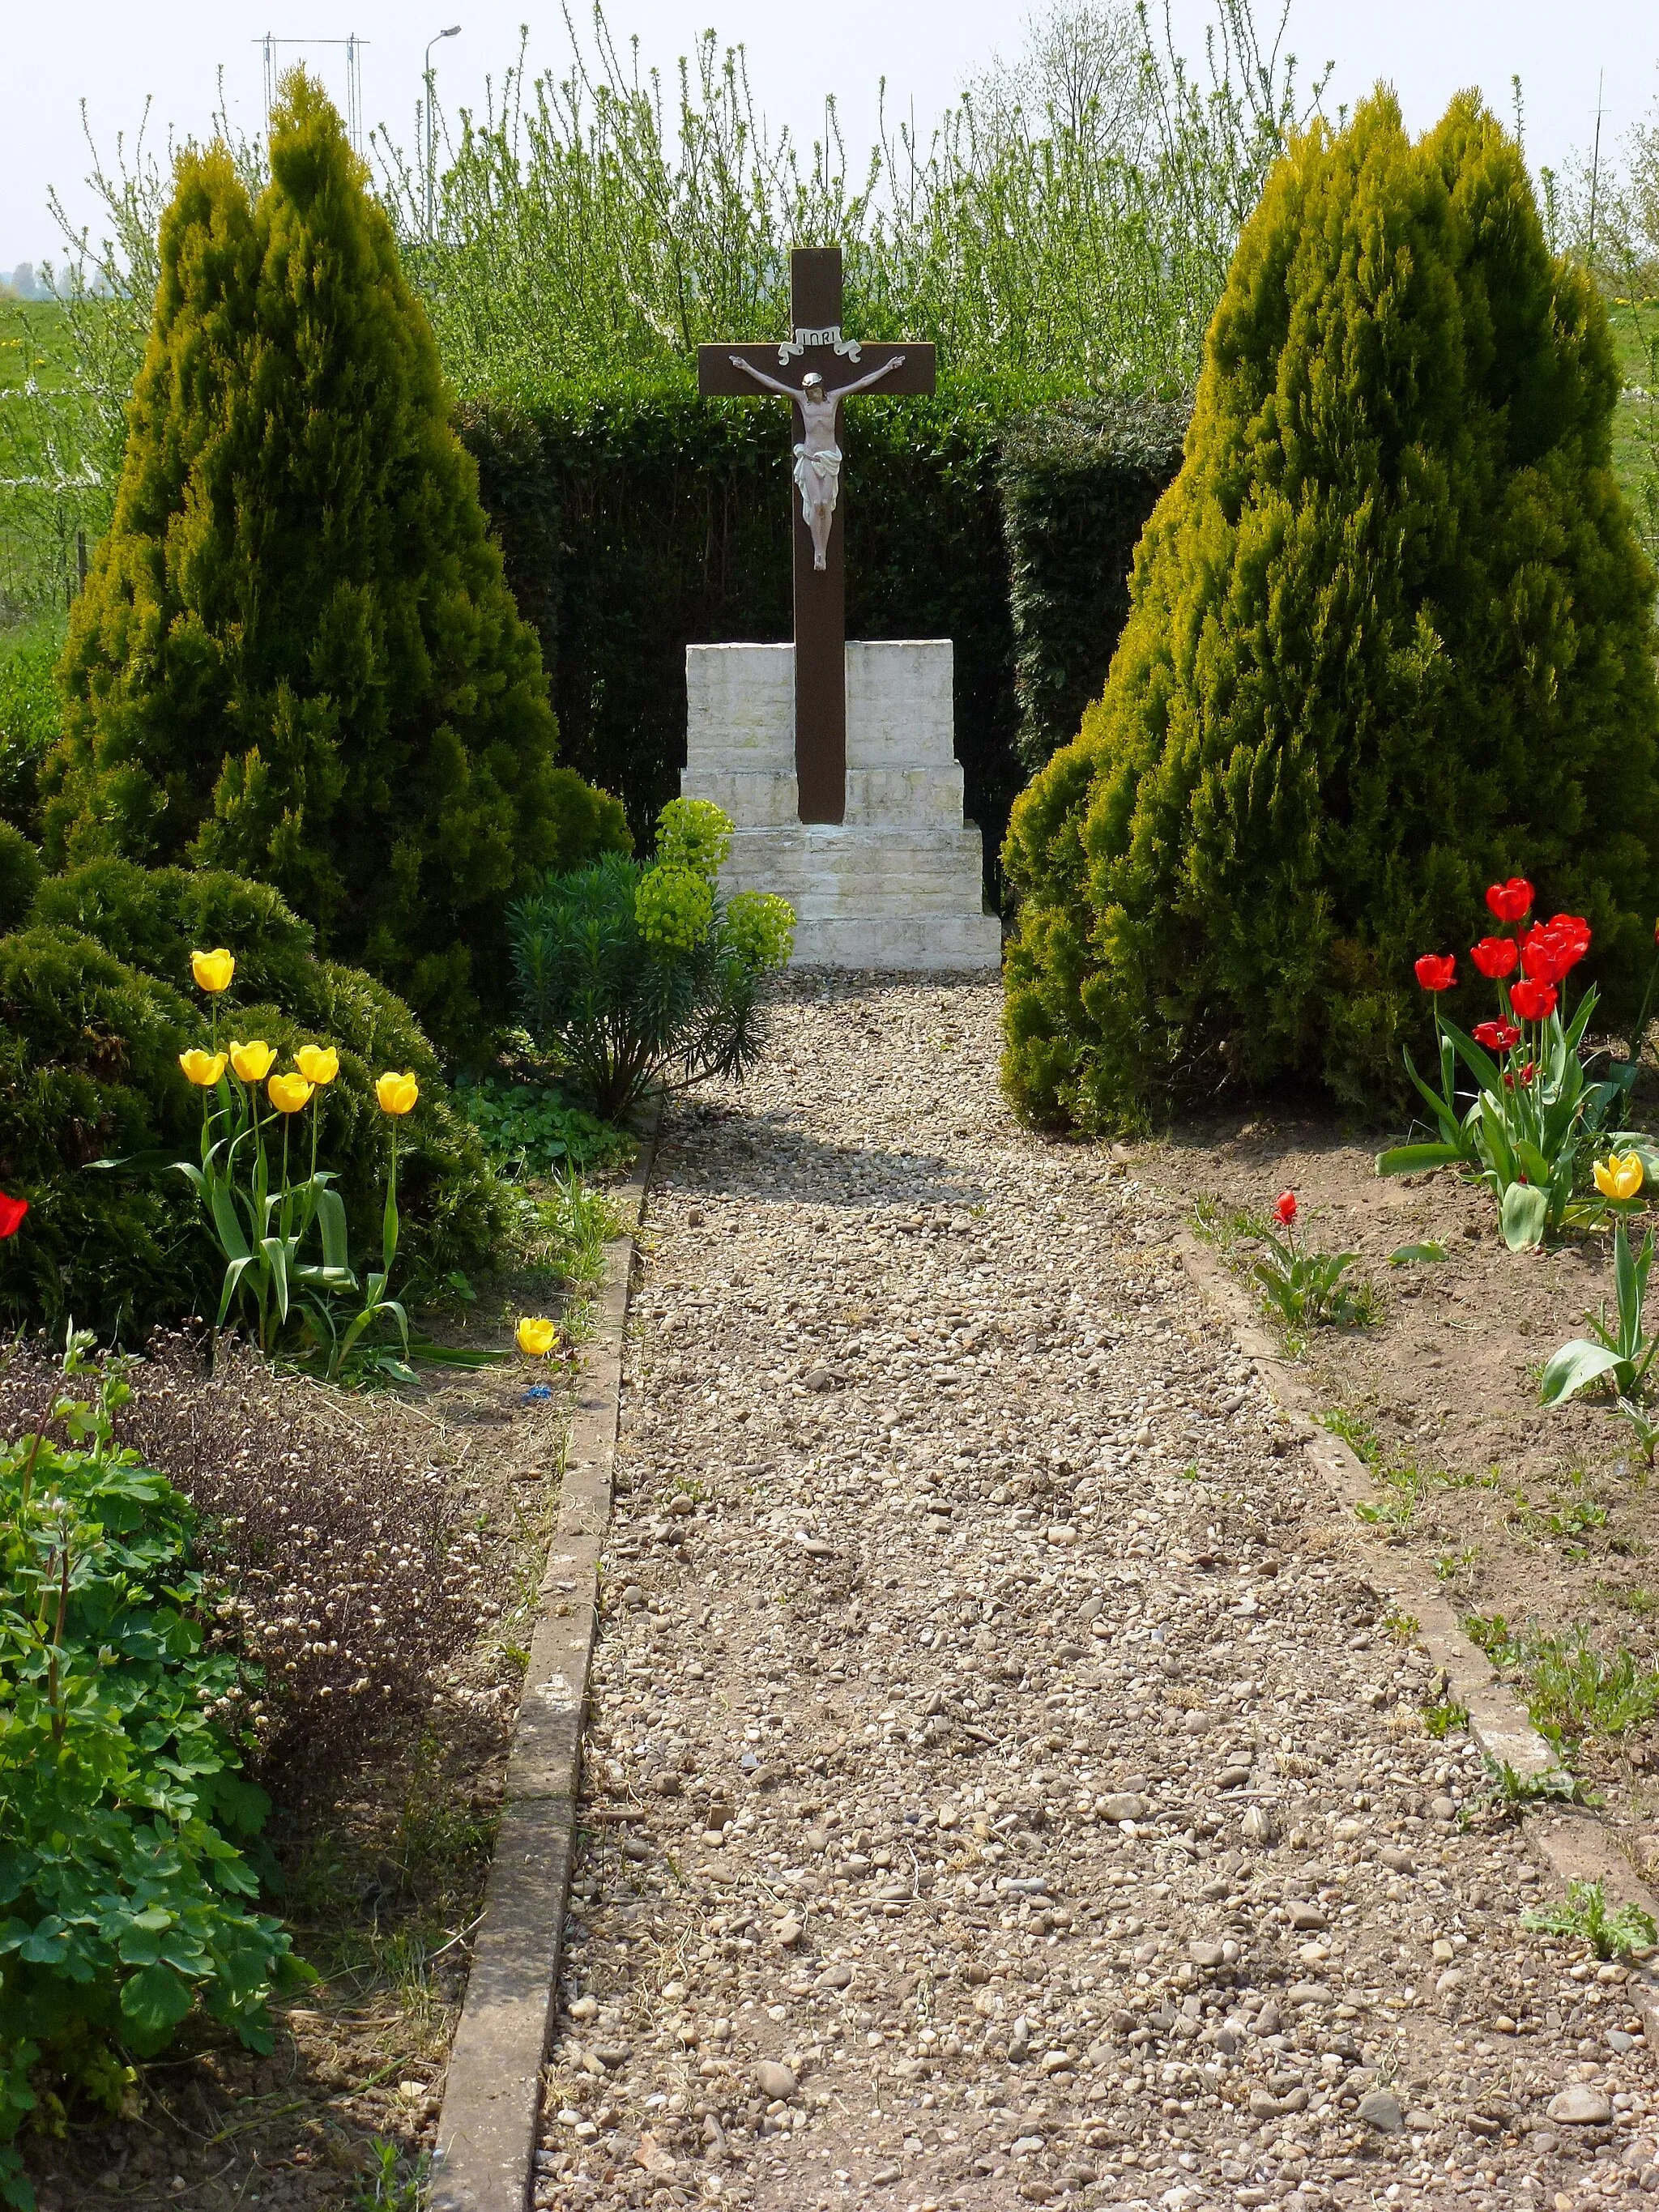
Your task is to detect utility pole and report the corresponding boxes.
[1589,71,1605,264]
[425,25,462,240]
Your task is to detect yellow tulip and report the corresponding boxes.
[1593,1152,1645,1202]
[228,1039,277,1084]
[294,1043,339,1085]
[517,1316,558,1357]
[267,1071,314,1115]
[376,1070,420,1115]
[191,948,236,994]
[179,1048,228,1088]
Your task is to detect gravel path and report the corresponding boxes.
[532,977,1658,2212]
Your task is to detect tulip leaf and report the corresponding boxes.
[1388,1241,1449,1265]
[1500,1182,1549,1251]
[1540,1339,1625,1405]
[1375,1143,1462,1177]
[315,1187,351,1275]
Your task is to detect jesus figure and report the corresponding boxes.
[727,353,909,571]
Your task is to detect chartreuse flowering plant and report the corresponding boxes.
[510,799,795,1118]
[1380,878,1653,1250]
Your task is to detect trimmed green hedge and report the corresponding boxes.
[459,373,1185,889]
[998,399,1191,772]
[0,858,507,1336]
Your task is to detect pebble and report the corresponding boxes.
[531,978,1658,2211]
[1357,2087,1405,2131]
[1547,2083,1613,2125]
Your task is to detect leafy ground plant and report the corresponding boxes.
[455,1071,633,1179]
[1250,1191,1377,1329]
[1542,1215,1659,1460]
[1380,879,1649,1249]
[1523,1877,1657,1961]
[1465,1613,1659,1754]
[0,1334,309,2208]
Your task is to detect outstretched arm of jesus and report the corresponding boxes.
[729,355,800,399]
[828,355,906,398]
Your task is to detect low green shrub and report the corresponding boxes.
[0,833,40,936]
[0,861,508,1337]
[0,1339,309,2206]
[508,800,793,1117]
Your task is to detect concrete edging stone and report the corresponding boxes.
[431,1110,660,2212]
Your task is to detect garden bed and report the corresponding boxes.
[1142,1100,1659,1860]
[8,1174,621,2211]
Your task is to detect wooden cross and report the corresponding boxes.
[698,247,936,825]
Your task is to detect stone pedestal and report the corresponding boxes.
[681,640,1003,970]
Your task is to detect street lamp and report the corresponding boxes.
[424,25,461,239]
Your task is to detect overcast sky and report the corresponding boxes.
[5,0,1657,273]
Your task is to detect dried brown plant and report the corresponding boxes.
[0,1334,502,1790]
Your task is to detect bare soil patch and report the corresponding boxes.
[1144,1105,1659,1859]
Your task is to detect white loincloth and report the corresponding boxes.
[793,441,842,523]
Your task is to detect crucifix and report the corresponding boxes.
[699,247,936,824]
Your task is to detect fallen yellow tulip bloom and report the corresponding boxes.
[517,1316,558,1357]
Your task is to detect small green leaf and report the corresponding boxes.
[120,1962,195,2037]
[1388,1241,1449,1266]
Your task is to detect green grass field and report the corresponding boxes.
[1606,298,1659,557]
[0,297,83,629]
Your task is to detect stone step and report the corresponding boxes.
[683,772,801,828]
[790,912,1004,970]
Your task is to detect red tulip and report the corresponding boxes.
[1510,978,1558,1021]
[1274,1191,1297,1225]
[1414,954,1457,992]
[1503,1060,1537,1090]
[1470,936,1518,979]
[1519,927,1567,984]
[1473,1018,1521,1053]
[1486,878,1534,923]
[1545,912,1591,969]
[0,1192,26,1238]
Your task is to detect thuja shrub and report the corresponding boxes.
[0,861,506,1336]
[0,1336,498,1791]
[41,73,628,1053]
[1002,92,1659,1129]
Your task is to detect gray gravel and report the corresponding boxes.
[531,976,1659,2212]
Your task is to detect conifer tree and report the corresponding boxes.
[44,73,626,1048]
[1002,92,1659,1127]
